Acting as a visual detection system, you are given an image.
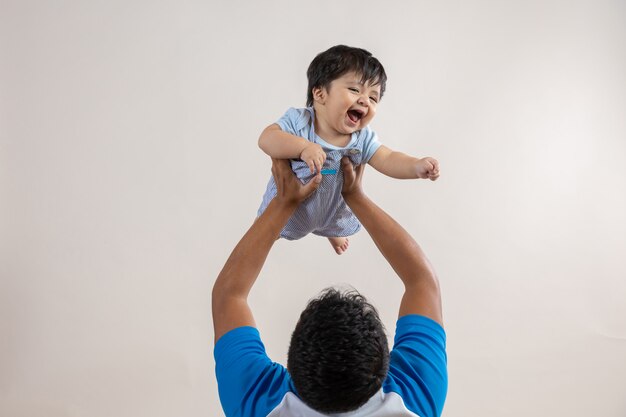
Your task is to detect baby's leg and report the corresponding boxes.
[328,236,350,255]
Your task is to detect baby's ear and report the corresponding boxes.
[312,87,326,104]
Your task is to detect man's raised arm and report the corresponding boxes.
[211,160,321,342]
[341,158,443,325]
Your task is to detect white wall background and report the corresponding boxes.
[1,1,625,416]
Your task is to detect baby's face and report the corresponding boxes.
[317,72,381,135]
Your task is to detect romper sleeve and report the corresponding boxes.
[214,326,292,417]
[383,315,448,417]
[275,107,311,136]
[358,124,382,163]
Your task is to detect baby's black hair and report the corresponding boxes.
[306,45,387,107]
[287,288,390,413]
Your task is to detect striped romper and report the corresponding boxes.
[257,107,382,240]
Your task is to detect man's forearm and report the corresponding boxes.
[212,158,321,342]
[212,198,297,341]
[212,199,296,300]
[344,192,435,285]
[343,190,442,323]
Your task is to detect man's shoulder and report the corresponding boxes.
[214,327,293,417]
[382,315,448,417]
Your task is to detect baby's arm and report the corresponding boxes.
[368,145,440,181]
[258,124,326,174]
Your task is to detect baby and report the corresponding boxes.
[257,45,439,254]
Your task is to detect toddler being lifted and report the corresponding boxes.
[257,45,439,254]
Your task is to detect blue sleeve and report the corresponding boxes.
[383,315,448,417]
[358,125,382,162]
[214,326,292,417]
[275,107,310,136]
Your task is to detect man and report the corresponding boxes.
[212,158,447,417]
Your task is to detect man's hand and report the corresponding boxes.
[340,157,365,200]
[299,143,327,174]
[416,157,440,181]
[272,158,321,205]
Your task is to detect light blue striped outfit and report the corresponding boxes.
[257,107,381,240]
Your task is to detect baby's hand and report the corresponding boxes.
[300,143,326,174]
[416,157,440,181]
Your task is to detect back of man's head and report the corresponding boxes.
[287,288,390,413]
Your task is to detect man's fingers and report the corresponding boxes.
[302,173,322,196]
[349,159,365,179]
[341,156,353,170]
[341,157,353,179]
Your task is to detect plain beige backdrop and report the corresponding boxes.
[1,0,625,416]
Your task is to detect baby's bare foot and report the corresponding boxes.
[328,237,350,255]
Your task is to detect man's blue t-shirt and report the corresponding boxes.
[214,315,447,417]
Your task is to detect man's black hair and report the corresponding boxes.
[287,288,390,413]
[306,45,387,107]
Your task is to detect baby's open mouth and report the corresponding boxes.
[347,109,364,123]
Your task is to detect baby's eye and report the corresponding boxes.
[349,87,359,93]
[370,97,378,103]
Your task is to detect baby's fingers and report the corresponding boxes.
[314,158,323,174]
[431,160,440,173]
[314,154,325,174]
[306,159,316,174]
